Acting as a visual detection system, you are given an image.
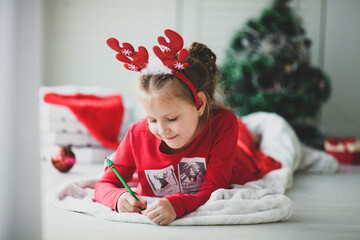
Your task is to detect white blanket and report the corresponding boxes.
[48,112,338,225]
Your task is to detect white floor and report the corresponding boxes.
[41,160,360,240]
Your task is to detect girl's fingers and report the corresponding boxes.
[159,218,172,226]
[128,197,147,209]
[141,199,175,225]
[127,200,145,213]
[118,195,145,213]
[147,209,171,225]
[152,214,166,225]
[146,207,161,220]
[142,200,157,216]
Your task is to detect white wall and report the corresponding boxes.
[0,0,42,239]
[44,0,178,108]
[43,0,360,137]
[320,0,360,137]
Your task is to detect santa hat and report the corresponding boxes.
[44,92,124,150]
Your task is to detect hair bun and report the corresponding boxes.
[188,42,218,76]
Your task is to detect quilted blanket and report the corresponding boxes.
[47,112,338,225]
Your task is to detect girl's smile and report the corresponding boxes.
[164,135,178,141]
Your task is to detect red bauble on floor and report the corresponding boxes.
[51,146,76,172]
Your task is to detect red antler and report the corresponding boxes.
[107,38,149,72]
[153,29,189,71]
[153,29,199,109]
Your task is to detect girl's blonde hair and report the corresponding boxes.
[137,42,227,124]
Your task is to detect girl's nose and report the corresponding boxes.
[158,122,169,135]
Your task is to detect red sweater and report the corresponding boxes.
[94,109,280,218]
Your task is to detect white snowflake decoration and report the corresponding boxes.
[174,62,185,70]
[127,64,138,71]
[160,45,171,52]
[121,49,133,56]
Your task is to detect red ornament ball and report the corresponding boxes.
[51,146,76,172]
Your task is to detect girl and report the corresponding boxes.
[95,29,281,225]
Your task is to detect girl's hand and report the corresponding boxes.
[117,192,147,213]
[141,198,177,225]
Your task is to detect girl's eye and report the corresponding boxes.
[168,118,177,122]
[149,119,157,123]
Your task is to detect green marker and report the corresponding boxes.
[105,158,140,201]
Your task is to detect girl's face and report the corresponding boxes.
[138,94,204,153]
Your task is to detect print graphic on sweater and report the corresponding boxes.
[145,166,180,196]
[178,157,206,194]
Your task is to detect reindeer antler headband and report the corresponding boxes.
[107,29,200,110]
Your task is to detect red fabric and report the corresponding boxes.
[230,119,282,185]
[94,109,281,219]
[44,93,124,150]
[326,151,360,165]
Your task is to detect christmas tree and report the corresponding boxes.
[220,0,331,123]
